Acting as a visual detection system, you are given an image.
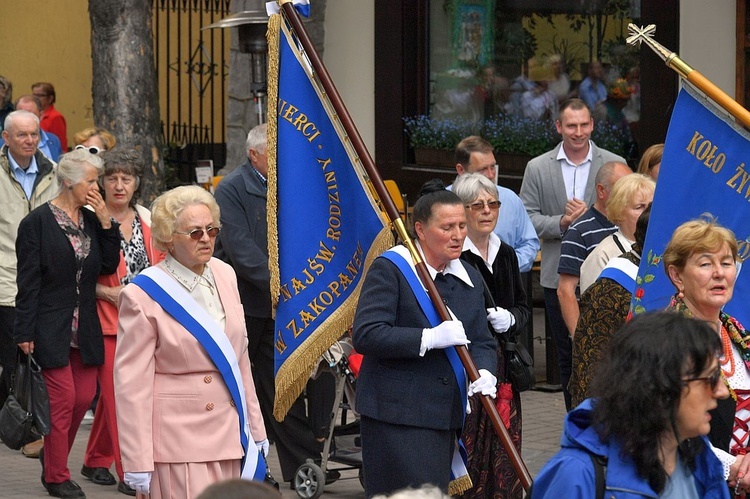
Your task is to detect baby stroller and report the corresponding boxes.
[293,338,364,499]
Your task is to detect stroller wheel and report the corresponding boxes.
[293,459,325,499]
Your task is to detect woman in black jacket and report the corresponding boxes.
[454,172,530,499]
[15,148,120,499]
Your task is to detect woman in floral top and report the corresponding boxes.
[664,217,750,495]
[14,148,120,498]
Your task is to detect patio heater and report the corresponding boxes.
[203,4,269,124]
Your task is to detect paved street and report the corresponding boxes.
[1,311,567,497]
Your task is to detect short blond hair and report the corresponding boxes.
[663,216,738,280]
[150,186,220,251]
[72,127,117,151]
[605,173,655,225]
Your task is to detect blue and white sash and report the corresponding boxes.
[598,256,639,294]
[132,266,266,481]
[380,246,470,491]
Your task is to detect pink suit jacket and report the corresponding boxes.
[114,257,266,473]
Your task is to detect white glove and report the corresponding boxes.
[124,472,152,495]
[256,438,270,457]
[486,307,514,334]
[420,320,469,356]
[468,369,498,398]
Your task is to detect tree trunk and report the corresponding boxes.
[89,0,164,203]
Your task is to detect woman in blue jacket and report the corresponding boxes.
[532,312,730,498]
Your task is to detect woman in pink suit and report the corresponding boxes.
[82,149,165,495]
[114,186,267,498]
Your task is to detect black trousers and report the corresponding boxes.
[543,287,572,411]
[246,315,330,482]
[0,306,16,408]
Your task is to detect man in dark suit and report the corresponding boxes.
[214,123,331,486]
[519,99,626,410]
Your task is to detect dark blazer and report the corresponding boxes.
[14,203,120,369]
[353,254,497,431]
[460,241,530,335]
[213,161,271,318]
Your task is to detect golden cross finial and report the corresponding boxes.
[626,24,656,46]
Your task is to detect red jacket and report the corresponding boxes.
[96,205,165,335]
[40,104,67,151]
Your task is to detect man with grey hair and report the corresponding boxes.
[214,123,331,487]
[12,95,63,162]
[0,110,57,441]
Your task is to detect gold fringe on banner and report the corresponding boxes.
[273,226,393,420]
[266,13,281,314]
[449,474,473,496]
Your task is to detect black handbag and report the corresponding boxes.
[14,353,51,436]
[472,263,535,392]
[0,353,49,450]
[504,337,535,392]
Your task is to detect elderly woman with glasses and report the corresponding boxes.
[114,186,267,498]
[80,148,165,495]
[452,172,530,498]
[663,217,750,493]
[73,127,117,155]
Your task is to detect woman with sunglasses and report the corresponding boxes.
[73,127,117,155]
[114,186,267,498]
[532,312,730,498]
[80,149,164,495]
[452,172,530,498]
[663,217,750,493]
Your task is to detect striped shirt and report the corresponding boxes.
[557,206,616,277]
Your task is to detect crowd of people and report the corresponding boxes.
[0,69,746,499]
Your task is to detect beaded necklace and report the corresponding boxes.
[668,295,750,400]
[721,324,735,378]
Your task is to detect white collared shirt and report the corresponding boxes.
[462,233,501,273]
[162,254,226,329]
[414,240,474,288]
[557,141,593,200]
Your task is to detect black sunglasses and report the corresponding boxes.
[75,144,102,155]
[174,226,221,240]
[683,368,722,391]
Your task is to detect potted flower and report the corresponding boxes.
[403,113,632,170]
[403,115,481,167]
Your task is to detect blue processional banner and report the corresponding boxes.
[266,13,393,419]
[631,86,750,325]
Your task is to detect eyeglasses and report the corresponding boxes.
[174,226,221,240]
[75,144,102,155]
[32,93,49,98]
[465,200,501,212]
[683,369,722,391]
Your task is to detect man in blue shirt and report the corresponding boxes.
[0,95,62,163]
[450,135,539,273]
